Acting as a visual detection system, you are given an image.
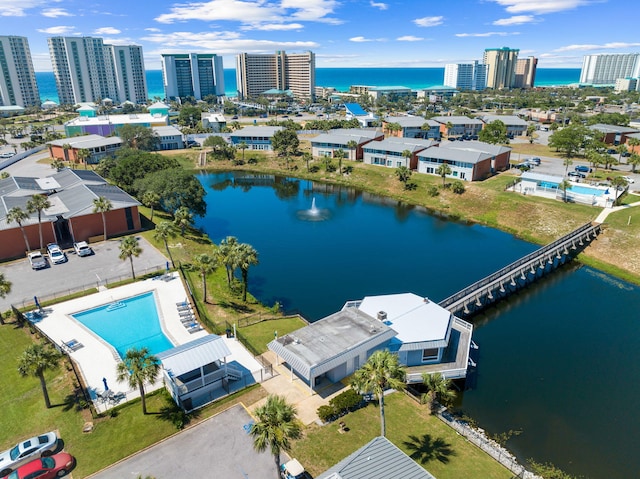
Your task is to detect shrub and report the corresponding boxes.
[325,163,336,173]
[317,405,335,423]
[451,180,466,194]
[426,184,439,197]
[329,389,362,414]
[309,165,320,173]
[247,157,258,164]
[232,159,245,166]
[404,181,418,191]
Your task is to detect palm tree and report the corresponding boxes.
[216,236,239,286]
[250,394,301,477]
[61,143,71,163]
[334,148,345,176]
[395,166,411,185]
[445,121,454,138]
[17,343,62,409]
[142,191,161,221]
[119,236,142,279]
[93,196,113,241]
[236,242,259,302]
[115,347,160,415]
[173,206,194,236]
[26,194,51,251]
[346,139,358,161]
[436,162,452,187]
[421,372,456,414]
[6,206,31,252]
[0,272,11,299]
[76,148,90,169]
[386,122,402,137]
[302,152,312,172]
[351,349,406,437]
[153,221,177,268]
[558,179,572,203]
[401,149,412,168]
[238,141,248,161]
[627,153,640,173]
[192,253,217,303]
[51,159,65,172]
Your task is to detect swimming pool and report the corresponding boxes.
[569,185,606,196]
[72,292,174,358]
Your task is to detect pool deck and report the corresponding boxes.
[29,272,265,413]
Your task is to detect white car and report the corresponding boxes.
[46,243,66,264]
[27,251,47,270]
[621,175,635,184]
[0,431,58,477]
[73,241,93,257]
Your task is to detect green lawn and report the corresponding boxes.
[236,316,308,354]
[290,392,513,479]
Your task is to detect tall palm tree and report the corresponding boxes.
[346,139,358,161]
[0,272,11,299]
[93,196,113,241]
[26,194,51,251]
[216,236,239,286]
[115,347,160,415]
[302,152,312,172]
[141,191,161,221]
[236,242,259,302]
[250,394,301,478]
[334,148,345,176]
[238,141,248,161]
[421,372,456,414]
[6,206,31,252]
[401,149,412,168]
[76,148,91,169]
[119,236,142,279]
[436,162,452,187]
[192,253,217,303]
[628,153,640,173]
[351,349,406,437]
[17,343,62,409]
[61,143,71,163]
[153,221,177,268]
[173,206,193,236]
[558,179,572,203]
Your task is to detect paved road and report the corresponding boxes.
[0,237,168,311]
[89,405,277,479]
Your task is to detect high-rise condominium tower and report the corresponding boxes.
[161,53,225,101]
[443,61,488,91]
[580,53,640,85]
[48,36,147,105]
[514,57,537,89]
[0,36,40,107]
[236,51,315,100]
[483,47,519,89]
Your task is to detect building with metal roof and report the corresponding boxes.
[383,116,441,140]
[310,128,384,160]
[229,125,284,151]
[431,116,484,138]
[0,168,141,259]
[317,436,437,479]
[362,137,436,169]
[480,114,529,137]
[48,134,123,165]
[152,125,185,150]
[343,103,378,127]
[587,123,640,145]
[64,112,169,137]
[268,293,473,391]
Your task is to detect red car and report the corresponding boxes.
[2,452,74,479]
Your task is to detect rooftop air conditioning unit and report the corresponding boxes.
[377,311,387,321]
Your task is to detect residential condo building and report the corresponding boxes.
[483,47,519,89]
[236,51,315,100]
[0,36,40,107]
[161,53,225,101]
[514,56,537,89]
[48,36,148,105]
[580,53,640,85]
[443,61,487,91]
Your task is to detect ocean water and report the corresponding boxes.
[35,67,580,104]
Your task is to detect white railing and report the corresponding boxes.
[406,367,468,383]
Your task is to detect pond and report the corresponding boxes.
[195,171,640,479]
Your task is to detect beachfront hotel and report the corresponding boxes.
[514,56,538,89]
[580,53,640,85]
[161,53,225,102]
[444,61,488,91]
[0,36,40,108]
[236,50,315,101]
[48,36,148,105]
[483,47,519,89]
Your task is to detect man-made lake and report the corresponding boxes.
[196,172,640,479]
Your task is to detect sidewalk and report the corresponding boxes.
[594,200,640,223]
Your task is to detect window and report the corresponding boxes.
[422,348,438,362]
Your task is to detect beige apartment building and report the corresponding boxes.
[483,47,519,89]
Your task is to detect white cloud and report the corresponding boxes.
[489,0,591,15]
[0,0,48,16]
[350,36,374,43]
[554,42,640,52]
[397,35,423,42]
[145,27,161,32]
[37,25,77,34]
[370,1,388,10]
[42,8,73,18]
[155,0,341,25]
[240,23,304,31]
[455,31,520,37]
[493,15,535,25]
[413,16,443,27]
[94,27,122,35]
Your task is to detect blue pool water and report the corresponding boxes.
[72,292,174,358]
[539,181,558,189]
[569,185,605,196]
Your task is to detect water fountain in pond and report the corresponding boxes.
[297,197,330,221]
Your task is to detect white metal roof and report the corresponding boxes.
[158,334,231,377]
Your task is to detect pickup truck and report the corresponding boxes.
[28,251,48,270]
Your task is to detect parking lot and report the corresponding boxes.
[89,404,276,479]
[0,237,169,311]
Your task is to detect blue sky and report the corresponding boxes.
[2,0,639,71]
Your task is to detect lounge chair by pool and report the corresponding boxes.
[63,339,84,352]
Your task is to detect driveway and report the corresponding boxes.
[89,404,277,479]
[0,237,168,311]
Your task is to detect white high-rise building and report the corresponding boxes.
[236,51,315,100]
[0,36,40,107]
[48,37,148,105]
[444,61,487,91]
[580,53,640,85]
[161,53,225,101]
[483,47,519,89]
